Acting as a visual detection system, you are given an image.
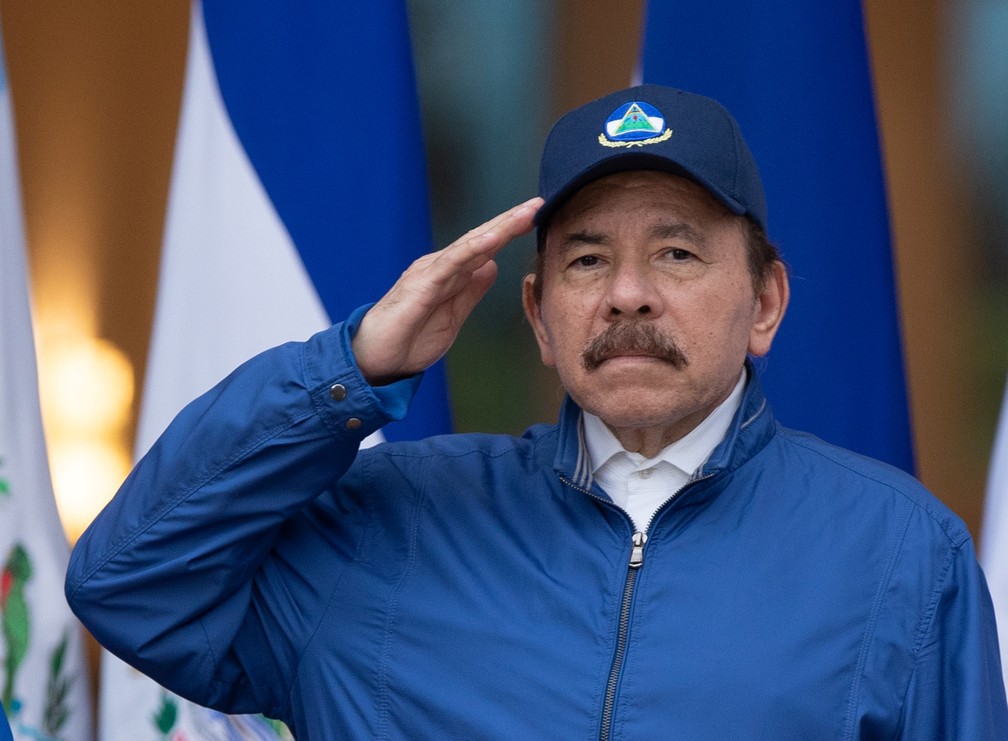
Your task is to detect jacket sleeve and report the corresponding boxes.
[899,537,1008,738]
[64,306,421,713]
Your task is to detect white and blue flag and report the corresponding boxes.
[99,1,448,737]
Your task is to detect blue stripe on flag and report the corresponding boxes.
[202,1,451,440]
[642,1,914,472]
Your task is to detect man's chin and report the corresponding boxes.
[577,386,691,427]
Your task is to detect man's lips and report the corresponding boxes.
[598,351,665,363]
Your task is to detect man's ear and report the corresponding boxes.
[522,273,556,368]
[748,261,789,357]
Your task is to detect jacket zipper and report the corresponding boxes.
[599,530,646,741]
[560,476,648,741]
[561,472,714,739]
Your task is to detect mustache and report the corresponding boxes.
[581,322,688,371]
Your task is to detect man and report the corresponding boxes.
[67,85,1006,738]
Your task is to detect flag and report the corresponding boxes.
[97,1,448,738]
[982,378,1008,689]
[0,27,94,741]
[641,1,914,472]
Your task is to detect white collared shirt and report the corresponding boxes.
[583,370,747,532]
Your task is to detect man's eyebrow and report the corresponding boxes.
[649,222,705,245]
[555,231,609,253]
[553,222,705,254]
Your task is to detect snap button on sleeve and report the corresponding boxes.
[329,383,347,401]
[345,418,362,431]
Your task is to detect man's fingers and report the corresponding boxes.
[450,260,499,321]
[457,196,543,245]
[350,197,542,385]
[434,196,542,277]
[394,196,540,309]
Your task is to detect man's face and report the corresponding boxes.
[523,170,787,450]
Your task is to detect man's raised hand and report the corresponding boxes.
[351,197,543,386]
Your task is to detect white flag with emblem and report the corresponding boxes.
[0,28,94,741]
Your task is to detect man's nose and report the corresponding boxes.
[605,261,662,318]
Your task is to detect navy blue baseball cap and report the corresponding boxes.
[535,84,767,232]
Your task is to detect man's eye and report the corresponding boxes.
[574,254,600,267]
[669,248,693,260]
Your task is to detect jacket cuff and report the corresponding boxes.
[301,303,422,439]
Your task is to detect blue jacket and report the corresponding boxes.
[67,311,1007,739]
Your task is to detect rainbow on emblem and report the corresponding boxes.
[598,100,672,148]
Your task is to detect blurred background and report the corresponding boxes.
[0,0,1005,544]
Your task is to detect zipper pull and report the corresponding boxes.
[629,531,648,569]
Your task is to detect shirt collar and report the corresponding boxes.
[583,369,748,476]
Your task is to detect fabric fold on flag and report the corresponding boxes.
[98,1,448,738]
[641,1,914,472]
[982,377,1008,690]
[0,29,94,741]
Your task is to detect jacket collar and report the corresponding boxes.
[553,360,776,490]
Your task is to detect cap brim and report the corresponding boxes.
[534,152,747,227]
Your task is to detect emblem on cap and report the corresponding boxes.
[599,101,672,148]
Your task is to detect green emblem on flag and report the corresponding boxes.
[2,543,32,715]
[44,631,74,736]
[153,692,179,737]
